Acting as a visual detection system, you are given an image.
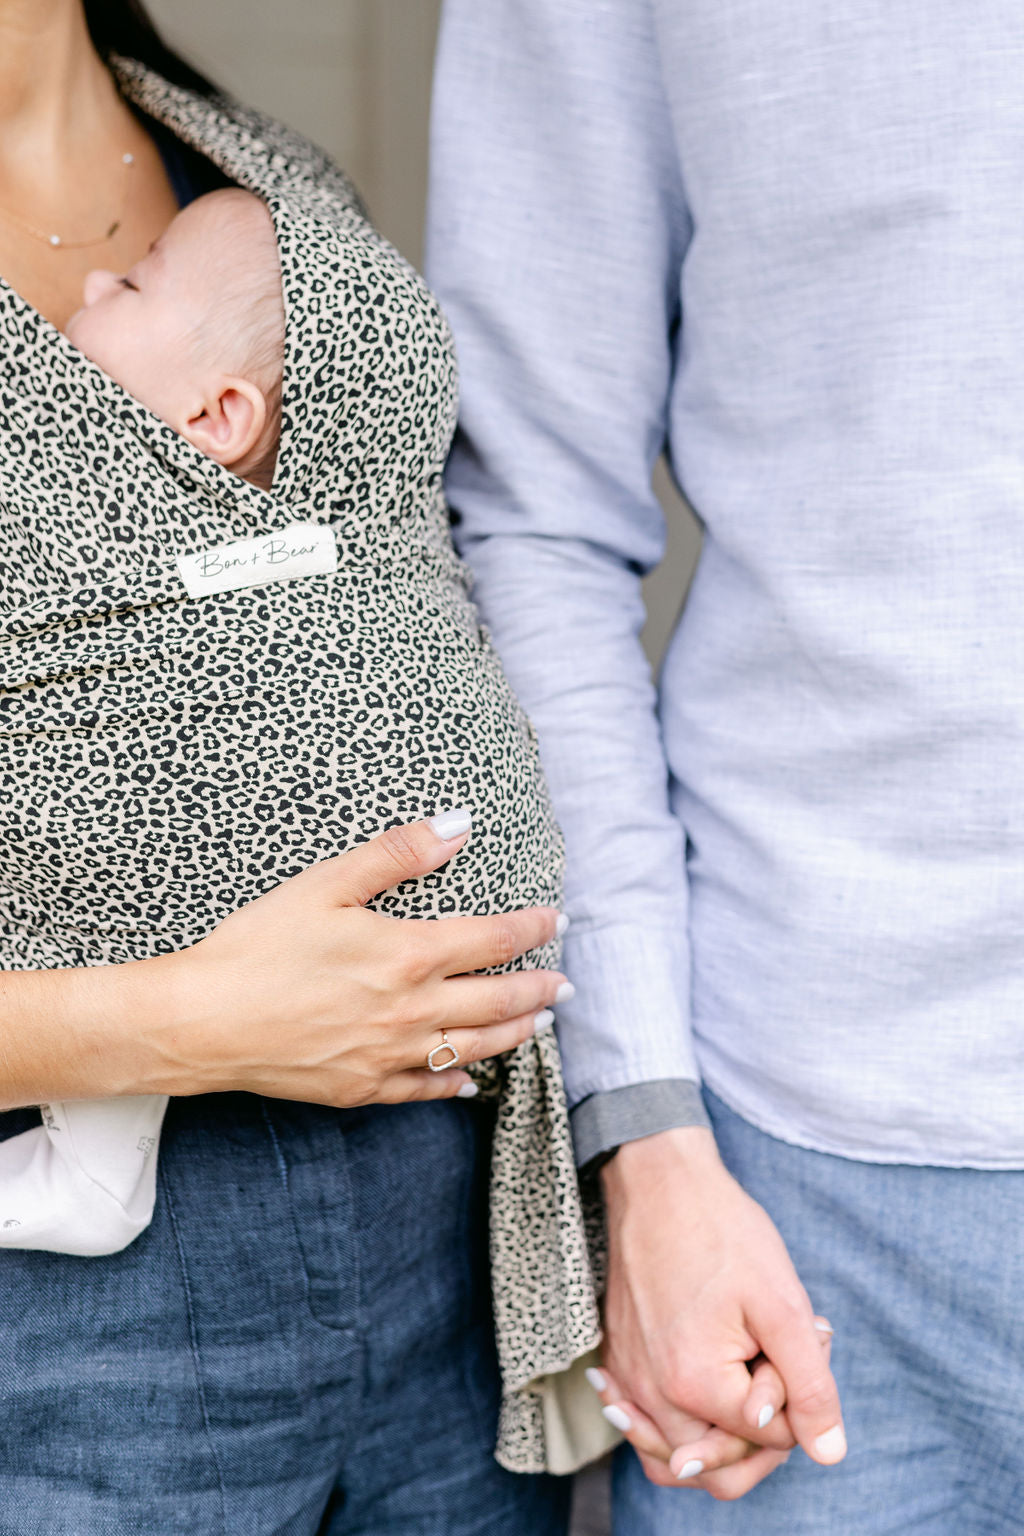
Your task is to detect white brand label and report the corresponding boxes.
[175,521,338,599]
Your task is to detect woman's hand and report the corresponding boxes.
[138,809,568,1107]
[584,1324,834,1500]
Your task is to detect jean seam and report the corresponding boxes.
[336,1116,364,1376]
[454,1105,499,1433]
[164,1171,230,1536]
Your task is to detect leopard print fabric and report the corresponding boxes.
[0,60,600,1473]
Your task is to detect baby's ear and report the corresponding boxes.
[183,377,267,470]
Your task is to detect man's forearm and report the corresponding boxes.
[429,0,699,1112]
[457,532,699,1108]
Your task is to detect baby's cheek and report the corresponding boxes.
[65,308,125,381]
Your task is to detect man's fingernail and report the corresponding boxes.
[584,1367,607,1393]
[428,807,472,841]
[455,1082,479,1099]
[814,1319,835,1336]
[757,1404,775,1429]
[677,1459,704,1480]
[555,913,570,937]
[555,981,575,1004]
[533,1009,555,1033]
[813,1425,847,1463]
[602,1405,632,1433]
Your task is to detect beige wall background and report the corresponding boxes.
[146,1,443,270]
[147,0,700,666]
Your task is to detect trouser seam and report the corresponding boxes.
[454,1103,501,1434]
[164,1169,230,1536]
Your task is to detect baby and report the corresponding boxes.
[67,187,285,489]
[0,191,288,1254]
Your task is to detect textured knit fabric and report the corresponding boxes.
[428,0,1024,1168]
[0,59,598,1471]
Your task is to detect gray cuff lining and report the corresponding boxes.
[570,1079,710,1169]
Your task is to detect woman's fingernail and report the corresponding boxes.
[555,913,570,937]
[814,1319,835,1336]
[813,1425,847,1463]
[555,981,575,1004]
[533,1009,555,1033]
[455,1082,479,1099]
[757,1404,775,1429]
[602,1405,632,1433]
[677,1459,704,1480]
[584,1367,607,1393]
[428,807,472,841]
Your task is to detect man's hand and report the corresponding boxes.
[597,1125,846,1501]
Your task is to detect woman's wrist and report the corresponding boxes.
[0,951,196,1109]
[123,946,230,1100]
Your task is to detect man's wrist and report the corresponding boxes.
[600,1122,724,1201]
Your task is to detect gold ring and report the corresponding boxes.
[427,1029,460,1072]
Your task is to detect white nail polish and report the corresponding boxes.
[814,1319,835,1336]
[757,1404,775,1429]
[455,1082,479,1099]
[813,1425,847,1463]
[677,1459,704,1480]
[555,981,575,1004]
[555,913,570,937]
[533,1009,555,1032]
[584,1367,607,1393]
[602,1405,632,1433]
[428,807,472,841]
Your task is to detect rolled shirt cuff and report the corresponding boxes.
[570,1078,710,1169]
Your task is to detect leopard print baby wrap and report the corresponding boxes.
[0,60,602,1473]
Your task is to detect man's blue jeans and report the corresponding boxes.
[615,1088,1024,1534]
[0,1094,571,1534]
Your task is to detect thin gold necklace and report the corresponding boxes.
[0,150,135,249]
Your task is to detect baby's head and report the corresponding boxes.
[65,189,285,490]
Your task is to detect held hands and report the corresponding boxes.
[596,1126,846,1501]
[142,810,569,1107]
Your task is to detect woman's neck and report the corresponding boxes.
[0,1,123,163]
[0,0,182,329]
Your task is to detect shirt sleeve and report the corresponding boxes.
[426,0,707,1148]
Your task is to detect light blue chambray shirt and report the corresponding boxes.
[427,0,1024,1168]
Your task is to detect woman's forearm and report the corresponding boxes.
[0,956,176,1110]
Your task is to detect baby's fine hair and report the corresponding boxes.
[191,189,285,489]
